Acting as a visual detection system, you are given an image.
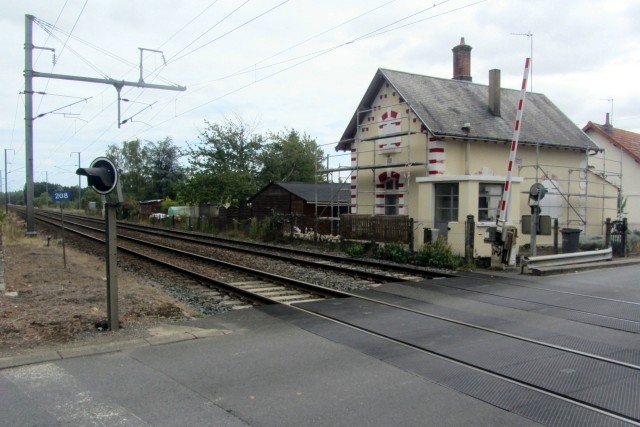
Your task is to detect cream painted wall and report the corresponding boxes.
[586,131,639,231]
[349,79,618,256]
[351,81,426,217]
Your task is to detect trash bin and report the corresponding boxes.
[560,228,581,253]
[424,228,439,243]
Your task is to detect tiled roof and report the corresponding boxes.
[338,68,599,152]
[583,122,640,164]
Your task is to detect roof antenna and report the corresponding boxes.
[511,31,533,92]
[600,98,613,126]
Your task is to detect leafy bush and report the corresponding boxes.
[248,217,261,240]
[343,242,367,257]
[248,217,273,241]
[377,242,411,264]
[414,239,461,269]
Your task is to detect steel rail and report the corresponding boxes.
[34,209,434,284]
[286,302,640,426]
[55,211,455,279]
[32,212,345,304]
[24,208,640,423]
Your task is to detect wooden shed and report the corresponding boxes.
[249,182,350,234]
[137,199,163,217]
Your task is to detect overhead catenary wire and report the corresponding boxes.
[130,0,486,135]
[24,0,490,186]
[33,0,256,155]
[165,0,253,64]
[41,1,407,147]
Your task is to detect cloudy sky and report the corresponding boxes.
[1,0,638,190]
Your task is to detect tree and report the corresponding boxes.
[105,137,184,201]
[80,187,102,211]
[257,129,325,186]
[106,139,148,200]
[183,116,263,205]
[142,137,185,200]
[34,192,50,208]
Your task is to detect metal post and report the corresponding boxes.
[71,152,81,209]
[105,202,119,330]
[465,215,475,264]
[4,149,15,213]
[409,218,414,252]
[530,206,537,256]
[43,171,48,207]
[622,217,628,257]
[553,218,559,254]
[605,217,611,248]
[60,205,66,268]
[24,15,36,235]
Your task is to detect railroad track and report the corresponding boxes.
[28,208,451,285]
[28,209,348,307]
[285,293,640,426]
[32,209,452,282]
[15,207,640,424]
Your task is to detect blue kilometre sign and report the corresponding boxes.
[51,190,71,202]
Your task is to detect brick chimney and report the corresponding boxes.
[488,69,501,116]
[452,37,472,82]
[603,112,613,130]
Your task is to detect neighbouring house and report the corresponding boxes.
[583,114,640,230]
[249,181,350,235]
[332,38,618,257]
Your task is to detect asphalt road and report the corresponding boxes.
[2,263,640,426]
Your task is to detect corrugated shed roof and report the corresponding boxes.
[583,121,640,164]
[338,68,598,152]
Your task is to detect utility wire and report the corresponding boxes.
[147,0,483,125]
[56,0,89,64]
[120,0,485,147]
[168,1,292,64]
[157,0,222,50]
[36,21,110,79]
[186,0,397,88]
[52,0,488,160]
[166,0,252,64]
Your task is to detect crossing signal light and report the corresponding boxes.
[76,157,118,195]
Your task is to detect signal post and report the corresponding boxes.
[76,157,120,331]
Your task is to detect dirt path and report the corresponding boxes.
[0,214,198,358]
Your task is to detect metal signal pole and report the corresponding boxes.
[4,149,14,213]
[71,152,81,209]
[23,14,186,234]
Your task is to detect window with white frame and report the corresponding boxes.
[434,183,458,222]
[478,183,503,222]
[384,178,399,215]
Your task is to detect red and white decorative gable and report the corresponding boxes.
[428,136,446,175]
[375,169,405,215]
[378,108,402,152]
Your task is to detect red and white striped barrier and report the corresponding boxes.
[497,57,530,234]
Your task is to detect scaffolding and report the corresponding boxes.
[517,147,620,236]
[320,101,427,217]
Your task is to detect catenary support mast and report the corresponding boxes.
[23,14,186,234]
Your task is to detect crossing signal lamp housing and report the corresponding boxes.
[528,182,546,207]
[76,157,118,195]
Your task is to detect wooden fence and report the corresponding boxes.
[340,214,412,245]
